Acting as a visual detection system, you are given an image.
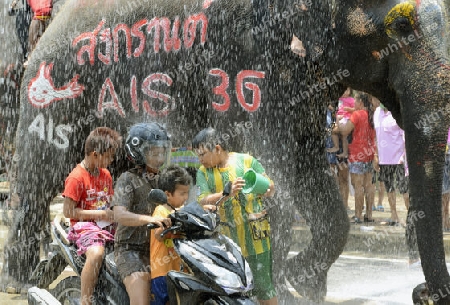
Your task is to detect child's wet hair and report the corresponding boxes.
[191,127,230,152]
[159,165,193,194]
[85,127,122,155]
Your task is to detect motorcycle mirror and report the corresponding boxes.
[223,181,232,197]
[148,189,167,204]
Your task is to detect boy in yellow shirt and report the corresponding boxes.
[150,165,192,305]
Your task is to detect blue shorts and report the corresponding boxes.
[150,276,169,305]
[443,155,450,194]
[349,161,373,175]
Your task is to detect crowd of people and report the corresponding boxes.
[326,88,450,266]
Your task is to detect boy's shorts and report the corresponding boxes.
[150,276,169,305]
[379,164,408,194]
[67,222,114,256]
[246,251,277,300]
[443,155,450,194]
[114,245,150,281]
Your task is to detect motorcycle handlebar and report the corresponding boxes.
[147,223,159,230]
[160,225,182,239]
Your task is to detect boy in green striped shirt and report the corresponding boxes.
[192,127,278,305]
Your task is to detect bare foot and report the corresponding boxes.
[327,146,339,153]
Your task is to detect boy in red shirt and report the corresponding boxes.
[62,127,122,305]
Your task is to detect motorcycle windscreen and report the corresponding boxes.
[175,202,216,233]
[173,234,253,295]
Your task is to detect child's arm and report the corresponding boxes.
[63,197,114,222]
[114,206,169,227]
[153,206,172,242]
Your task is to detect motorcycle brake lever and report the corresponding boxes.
[160,225,182,238]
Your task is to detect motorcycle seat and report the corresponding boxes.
[105,252,122,281]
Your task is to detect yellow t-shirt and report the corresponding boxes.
[150,205,182,279]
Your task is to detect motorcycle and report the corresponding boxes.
[154,182,255,305]
[30,181,254,304]
[30,212,133,305]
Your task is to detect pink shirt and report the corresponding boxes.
[336,97,355,119]
[373,107,405,165]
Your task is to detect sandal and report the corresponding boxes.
[364,216,375,223]
[350,217,362,224]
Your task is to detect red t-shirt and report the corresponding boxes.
[348,110,376,163]
[62,164,113,226]
[27,0,53,19]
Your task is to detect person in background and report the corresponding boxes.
[372,96,409,226]
[370,97,385,212]
[62,127,122,305]
[442,128,450,231]
[150,165,192,305]
[112,123,172,305]
[328,87,355,159]
[25,0,53,66]
[340,92,376,224]
[8,0,32,60]
[326,103,350,211]
[192,127,278,305]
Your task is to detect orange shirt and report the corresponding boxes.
[62,164,113,227]
[150,205,182,279]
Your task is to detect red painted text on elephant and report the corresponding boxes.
[28,62,85,108]
[72,13,208,66]
[97,69,264,118]
[97,73,174,118]
[209,69,265,112]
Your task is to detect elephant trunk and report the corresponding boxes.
[395,42,450,301]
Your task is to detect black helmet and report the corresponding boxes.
[125,123,171,169]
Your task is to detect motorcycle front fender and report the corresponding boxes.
[167,271,220,305]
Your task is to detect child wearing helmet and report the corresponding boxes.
[112,122,172,305]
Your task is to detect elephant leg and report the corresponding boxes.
[408,156,450,303]
[285,163,349,301]
[268,194,298,304]
[405,206,420,265]
[1,194,53,287]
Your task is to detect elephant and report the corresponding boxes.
[1,0,450,303]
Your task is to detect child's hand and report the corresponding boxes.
[203,204,217,212]
[261,183,275,198]
[231,178,246,196]
[149,216,171,229]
